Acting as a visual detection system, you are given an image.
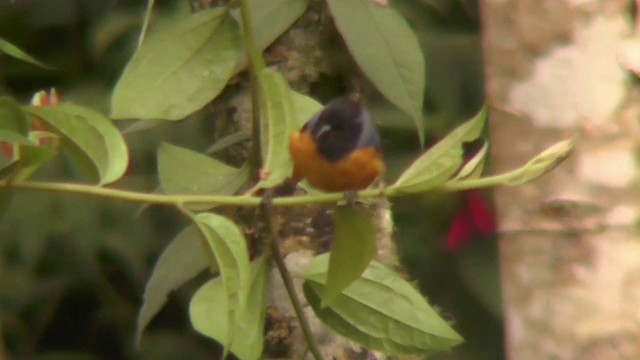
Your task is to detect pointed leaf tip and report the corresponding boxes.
[191,213,251,353]
[136,225,210,345]
[252,69,300,191]
[189,257,268,360]
[27,103,129,185]
[322,206,377,307]
[326,0,425,146]
[305,254,463,355]
[157,142,248,200]
[391,106,487,193]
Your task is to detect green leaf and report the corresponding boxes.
[157,142,248,196]
[92,10,140,59]
[0,161,21,180]
[14,145,56,182]
[28,103,129,185]
[452,141,488,180]
[304,254,463,355]
[448,137,577,189]
[232,0,308,54]
[121,120,164,134]
[289,92,324,193]
[111,8,241,120]
[498,137,576,185]
[322,206,376,307]
[205,132,251,154]
[0,130,37,146]
[0,97,30,135]
[191,213,251,352]
[291,91,322,128]
[326,0,425,146]
[189,256,268,360]
[0,37,50,68]
[391,107,487,193]
[253,69,299,190]
[136,225,211,345]
[0,130,56,181]
[137,0,156,49]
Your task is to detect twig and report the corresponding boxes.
[0,175,513,210]
[260,191,324,360]
[238,0,267,177]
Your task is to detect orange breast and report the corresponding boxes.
[289,131,384,192]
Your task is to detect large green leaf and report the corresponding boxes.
[231,0,308,55]
[191,213,251,353]
[136,225,211,345]
[0,97,30,135]
[0,37,50,68]
[253,69,299,190]
[326,0,425,146]
[28,103,129,185]
[390,107,487,193]
[304,254,463,355]
[322,206,376,307]
[157,142,248,196]
[111,8,241,120]
[189,256,268,360]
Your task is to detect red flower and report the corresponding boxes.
[446,190,496,252]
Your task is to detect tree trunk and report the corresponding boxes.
[483,1,640,358]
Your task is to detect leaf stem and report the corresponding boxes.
[0,180,372,207]
[238,0,267,178]
[0,177,506,208]
[137,0,156,49]
[260,192,324,360]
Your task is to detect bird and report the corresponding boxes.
[288,95,384,192]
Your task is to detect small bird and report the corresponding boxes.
[289,96,384,192]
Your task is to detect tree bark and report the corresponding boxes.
[483,1,640,358]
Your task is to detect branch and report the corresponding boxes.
[0,178,502,208]
[238,0,267,176]
[260,192,323,360]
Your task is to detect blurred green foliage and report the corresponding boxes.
[0,1,221,358]
[0,0,502,359]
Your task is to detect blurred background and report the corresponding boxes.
[0,0,500,359]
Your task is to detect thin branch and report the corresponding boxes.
[0,176,506,208]
[238,0,267,177]
[0,180,360,207]
[260,192,324,360]
[137,0,156,49]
